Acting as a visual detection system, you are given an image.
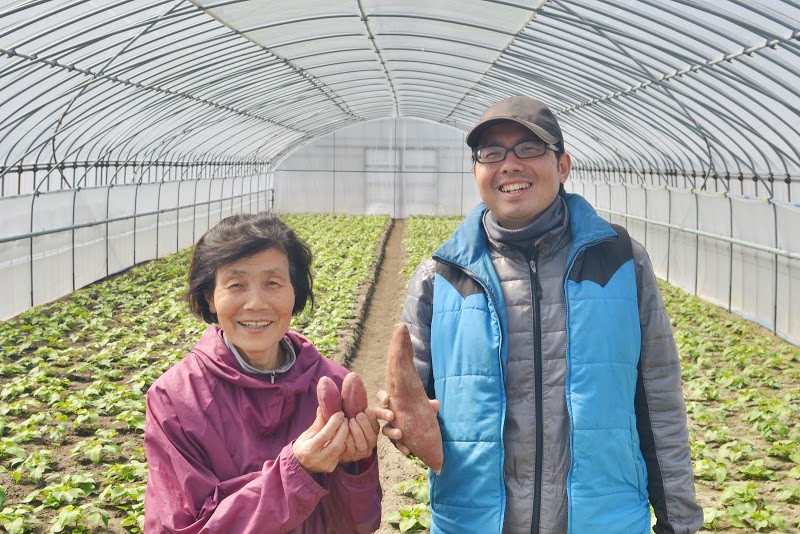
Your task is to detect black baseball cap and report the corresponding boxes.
[466,95,564,150]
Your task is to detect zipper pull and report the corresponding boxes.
[530,248,542,298]
[271,372,276,384]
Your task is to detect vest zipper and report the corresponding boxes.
[529,248,543,534]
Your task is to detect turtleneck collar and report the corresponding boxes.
[483,194,568,254]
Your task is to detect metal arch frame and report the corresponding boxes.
[12,0,524,177]
[481,60,706,175]
[43,87,288,188]
[560,0,800,178]
[1,56,324,186]
[516,8,727,173]
[496,3,796,193]
[0,0,798,199]
[540,4,720,174]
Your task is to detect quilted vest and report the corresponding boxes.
[427,195,649,533]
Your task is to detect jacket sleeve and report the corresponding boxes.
[632,240,704,534]
[401,258,437,398]
[320,453,382,533]
[144,386,328,533]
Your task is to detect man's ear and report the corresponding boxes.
[558,152,572,184]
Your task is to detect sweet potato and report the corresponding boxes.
[341,372,368,418]
[384,323,443,473]
[317,376,342,421]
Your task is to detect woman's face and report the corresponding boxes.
[206,247,295,370]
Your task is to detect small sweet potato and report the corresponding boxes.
[342,372,369,418]
[317,376,342,421]
[385,323,443,473]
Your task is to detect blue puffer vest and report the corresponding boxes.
[427,194,649,533]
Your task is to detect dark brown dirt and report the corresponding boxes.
[345,218,427,533]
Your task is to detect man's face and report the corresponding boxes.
[473,121,571,229]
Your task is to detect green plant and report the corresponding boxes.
[50,503,109,533]
[0,504,41,534]
[70,430,120,464]
[718,483,787,532]
[387,468,432,532]
[386,502,432,532]
[22,472,96,508]
[8,449,53,483]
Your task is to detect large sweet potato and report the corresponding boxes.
[384,323,443,473]
[341,372,369,418]
[317,376,342,421]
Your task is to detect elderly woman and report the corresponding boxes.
[144,212,382,533]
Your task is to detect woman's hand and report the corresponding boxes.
[339,407,381,464]
[293,409,349,473]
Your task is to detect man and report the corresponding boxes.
[380,95,703,533]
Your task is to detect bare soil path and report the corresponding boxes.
[346,218,426,533]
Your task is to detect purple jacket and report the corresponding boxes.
[144,326,382,533]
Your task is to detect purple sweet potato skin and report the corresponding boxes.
[385,323,443,473]
[317,376,342,421]
[342,372,368,418]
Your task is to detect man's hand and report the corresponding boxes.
[375,389,439,457]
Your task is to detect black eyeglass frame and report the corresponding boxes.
[472,140,561,164]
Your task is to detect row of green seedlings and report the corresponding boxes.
[0,214,389,533]
[0,250,195,533]
[665,280,800,532]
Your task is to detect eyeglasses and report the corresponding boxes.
[473,140,559,164]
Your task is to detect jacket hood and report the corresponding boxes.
[191,326,321,394]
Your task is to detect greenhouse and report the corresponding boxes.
[0,1,799,532]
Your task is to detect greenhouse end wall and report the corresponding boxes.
[273,118,479,217]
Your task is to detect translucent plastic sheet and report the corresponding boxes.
[696,192,733,309]
[31,191,74,307]
[668,189,698,294]
[107,184,138,275]
[74,187,109,289]
[0,175,268,320]
[775,201,800,343]
[644,187,671,281]
[730,197,777,331]
[273,118,473,216]
[0,196,33,318]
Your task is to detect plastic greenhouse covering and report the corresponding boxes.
[0,0,798,344]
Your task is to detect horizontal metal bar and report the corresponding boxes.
[0,190,264,245]
[596,207,800,260]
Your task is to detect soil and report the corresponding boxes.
[344,218,427,533]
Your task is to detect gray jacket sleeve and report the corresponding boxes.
[632,239,703,534]
[401,258,436,398]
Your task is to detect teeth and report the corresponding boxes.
[240,321,270,327]
[500,183,530,193]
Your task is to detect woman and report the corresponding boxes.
[144,212,382,533]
